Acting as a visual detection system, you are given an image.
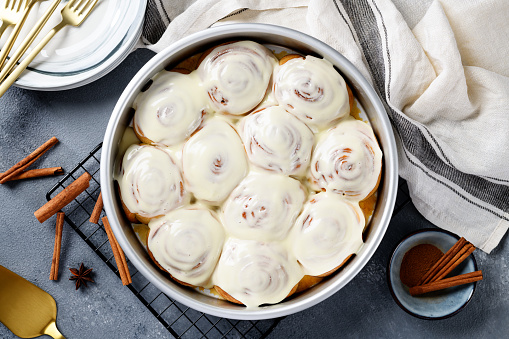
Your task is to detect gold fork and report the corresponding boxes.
[0,0,39,70]
[0,0,98,96]
[0,0,59,79]
[0,0,47,70]
[0,0,27,39]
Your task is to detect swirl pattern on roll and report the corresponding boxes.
[183,119,248,204]
[310,118,383,200]
[274,56,350,129]
[148,208,225,287]
[222,172,306,241]
[241,106,314,176]
[291,192,364,276]
[198,41,277,115]
[213,238,303,307]
[133,71,207,146]
[119,144,187,220]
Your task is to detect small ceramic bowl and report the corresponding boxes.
[387,228,478,320]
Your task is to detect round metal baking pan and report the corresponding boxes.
[101,23,398,320]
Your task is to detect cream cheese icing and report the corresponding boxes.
[198,41,277,115]
[213,238,304,308]
[310,118,383,201]
[274,56,350,130]
[290,192,364,276]
[148,207,225,288]
[241,105,314,176]
[133,71,208,146]
[182,118,248,204]
[222,171,306,242]
[119,144,187,220]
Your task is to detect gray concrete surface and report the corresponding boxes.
[1,38,508,339]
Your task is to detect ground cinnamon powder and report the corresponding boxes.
[400,244,443,287]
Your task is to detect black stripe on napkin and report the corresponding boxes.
[221,8,249,21]
[338,0,509,217]
[142,0,169,45]
[158,0,171,23]
[332,0,356,41]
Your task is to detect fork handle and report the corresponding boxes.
[0,21,65,97]
[0,0,62,82]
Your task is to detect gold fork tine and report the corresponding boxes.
[71,0,84,11]
[75,0,89,12]
[19,0,27,11]
[66,0,99,23]
[0,0,100,97]
[79,0,97,15]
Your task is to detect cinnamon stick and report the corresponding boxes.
[410,270,483,296]
[1,167,64,182]
[431,244,476,282]
[102,216,131,285]
[50,212,65,281]
[34,172,92,223]
[115,238,132,285]
[418,237,466,285]
[89,192,103,224]
[0,136,58,184]
[10,150,45,174]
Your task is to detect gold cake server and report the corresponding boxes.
[0,265,65,338]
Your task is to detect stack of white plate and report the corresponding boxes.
[0,0,147,90]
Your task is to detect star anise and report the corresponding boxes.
[69,263,94,290]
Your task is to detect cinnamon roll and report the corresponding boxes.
[197,41,277,115]
[182,119,248,204]
[291,192,364,277]
[310,118,383,201]
[213,238,303,307]
[133,71,207,146]
[119,144,187,223]
[222,172,306,241]
[147,208,225,288]
[273,55,350,130]
[241,106,314,176]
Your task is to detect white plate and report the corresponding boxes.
[0,0,147,91]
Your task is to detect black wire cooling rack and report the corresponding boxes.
[46,143,411,339]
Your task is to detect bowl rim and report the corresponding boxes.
[101,23,399,319]
[387,228,478,320]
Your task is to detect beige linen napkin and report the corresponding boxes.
[140,0,509,252]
